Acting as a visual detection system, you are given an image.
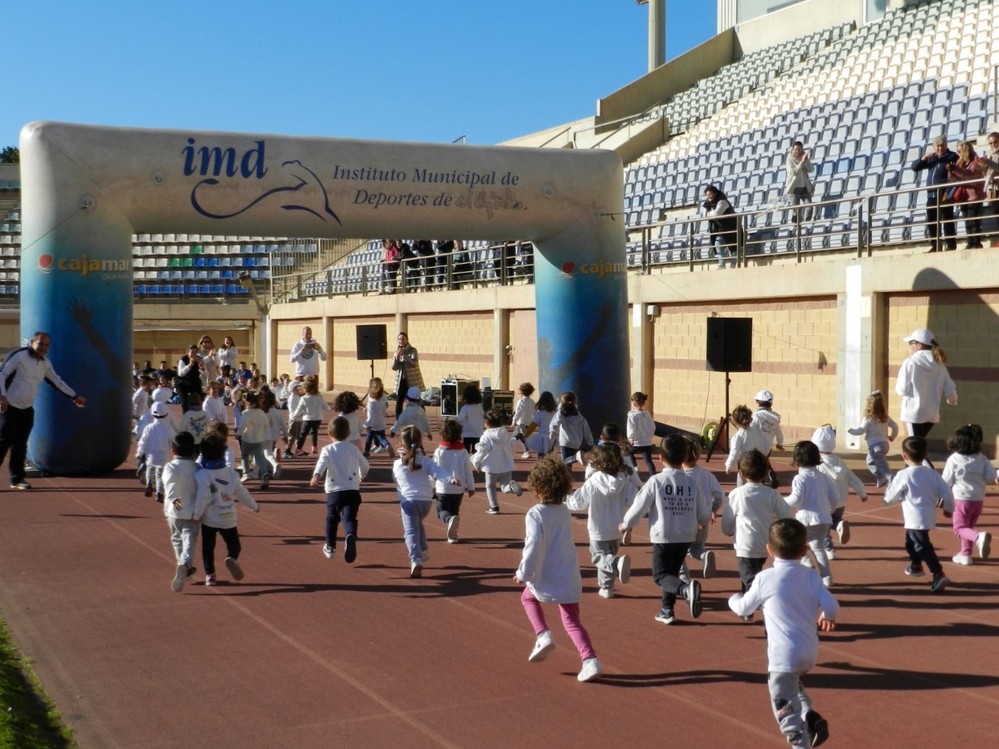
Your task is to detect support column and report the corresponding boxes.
[840,264,877,450]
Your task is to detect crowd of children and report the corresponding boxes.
[135,372,994,747]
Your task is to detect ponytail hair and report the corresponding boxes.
[400,426,423,471]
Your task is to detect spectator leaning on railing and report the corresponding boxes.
[911,136,958,253]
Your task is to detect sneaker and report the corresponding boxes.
[952,554,972,565]
[282,450,294,460]
[598,588,614,599]
[577,657,602,683]
[10,482,31,491]
[185,565,198,582]
[323,544,335,559]
[204,574,216,587]
[409,561,422,578]
[446,515,460,543]
[805,710,830,747]
[904,564,925,577]
[836,520,851,545]
[528,630,555,662]
[371,445,384,454]
[344,534,357,564]
[930,573,949,594]
[616,554,631,584]
[240,473,253,483]
[740,613,754,622]
[621,527,633,546]
[976,531,992,560]
[701,550,715,579]
[272,464,282,479]
[144,483,154,497]
[172,564,188,593]
[487,506,500,515]
[822,576,833,588]
[156,492,164,504]
[654,609,676,625]
[575,450,586,465]
[521,451,531,460]
[685,579,702,618]
[260,477,269,490]
[801,556,813,569]
[767,469,780,489]
[503,480,523,497]
[827,548,837,560]
[224,556,244,581]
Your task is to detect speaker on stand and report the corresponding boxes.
[356,324,388,380]
[705,317,752,460]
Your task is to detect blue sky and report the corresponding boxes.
[5,1,716,149]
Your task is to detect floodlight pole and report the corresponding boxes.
[638,0,666,72]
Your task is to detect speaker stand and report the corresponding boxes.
[706,371,732,461]
[368,359,375,381]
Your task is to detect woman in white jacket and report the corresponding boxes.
[895,328,957,440]
[784,140,814,221]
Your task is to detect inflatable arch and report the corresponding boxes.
[19,122,629,475]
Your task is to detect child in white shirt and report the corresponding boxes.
[627,391,657,476]
[751,389,784,487]
[516,456,601,683]
[433,419,476,543]
[728,518,839,749]
[456,383,485,453]
[511,382,537,458]
[137,401,176,501]
[390,386,432,442]
[722,449,791,598]
[311,416,369,563]
[884,436,953,593]
[471,410,523,514]
[523,390,557,459]
[162,432,215,593]
[811,425,868,560]
[726,405,771,487]
[362,377,392,457]
[566,444,636,598]
[941,425,994,566]
[784,441,837,588]
[682,436,725,580]
[847,390,898,487]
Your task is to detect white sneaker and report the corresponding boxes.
[204,574,216,587]
[323,544,335,559]
[616,554,631,585]
[503,480,523,497]
[822,576,834,588]
[224,556,244,581]
[801,556,813,568]
[837,519,851,545]
[409,561,422,578]
[521,451,531,460]
[685,579,702,618]
[976,531,992,559]
[598,588,614,599]
[171,563,187,593]
[701,550,715,579]
[575,450,586,465]
[446,515,460,543]
[621,527,633,546]
[577,657,602,683]
[952,554,973,566]
[529,630,555,662]
[272,464,282,479]
[827,548,837,560]
[371,445,384,454]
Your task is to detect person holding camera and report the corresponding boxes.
[289,326,328,382]
[784,141,814,222]
[391,332,424,419]
[176,344,205,413]
[702,184,738,269]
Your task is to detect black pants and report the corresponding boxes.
[395,377,409,418]
[927,199,956,249]
[737,556,767,593]
[326,489,361,547]
[202,525,241,576]
[297,420,321,450]
[0,405,34,484]
[435,492,464,524]
[905,529,942,575]
[651,541,691,611]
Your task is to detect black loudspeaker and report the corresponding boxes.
[356,325,387,360]
[440,379,479,417]
[706,317,752,372]
[483,389,514,423]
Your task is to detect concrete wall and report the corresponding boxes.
[735,0,865,55]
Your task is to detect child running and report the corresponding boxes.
[566,444,636,598]
[549,391,594,468]
[682,436,725,579]
[291,376,329,456]
[942,424,995,566]
[847,390,899,487]
[515,455,602,683]
[751,389,785,487]
[620,433,712,625]
[722,449,791,603]
[162,432,215,593]
[511,382,537,458]
[334,389,364,451]
[728,518,838,749]
[456,383,485,452]
[523,390,557,459]
[883,436,953,593]
[784,441,837,588]
[311,416,369,563]
[811,425,868,559]
[392,426,456,577]
[627,391,657,476]
[390,386,432,442]
[199,431,259,586]
[726,405,771,486]
[362,377,392,457]
[471,409,523,515]
[137,401,176,502]
[433,418,476,543]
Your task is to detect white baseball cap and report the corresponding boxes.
[903,328,935,346]
[151,402,169,418]
[811,424,836,453]
[754,389,774,403]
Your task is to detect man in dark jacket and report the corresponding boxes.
[911,136,958,252]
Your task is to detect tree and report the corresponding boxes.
[0,147,19,164]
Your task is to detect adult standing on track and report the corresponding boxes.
[176,344,205,413]
[392,332,424,419]
[895,328,957,440]
[0,332,86,490]
[289,326,328,382]
[217,335,240,373]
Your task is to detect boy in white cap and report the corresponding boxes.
[811,425,868,559]
[137,401,176,501]
[751,389,784,487]
[390,386,432,442]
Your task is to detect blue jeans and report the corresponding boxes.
[326,489,361,547]
[711,236,736,268]
[400,499,431,563]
